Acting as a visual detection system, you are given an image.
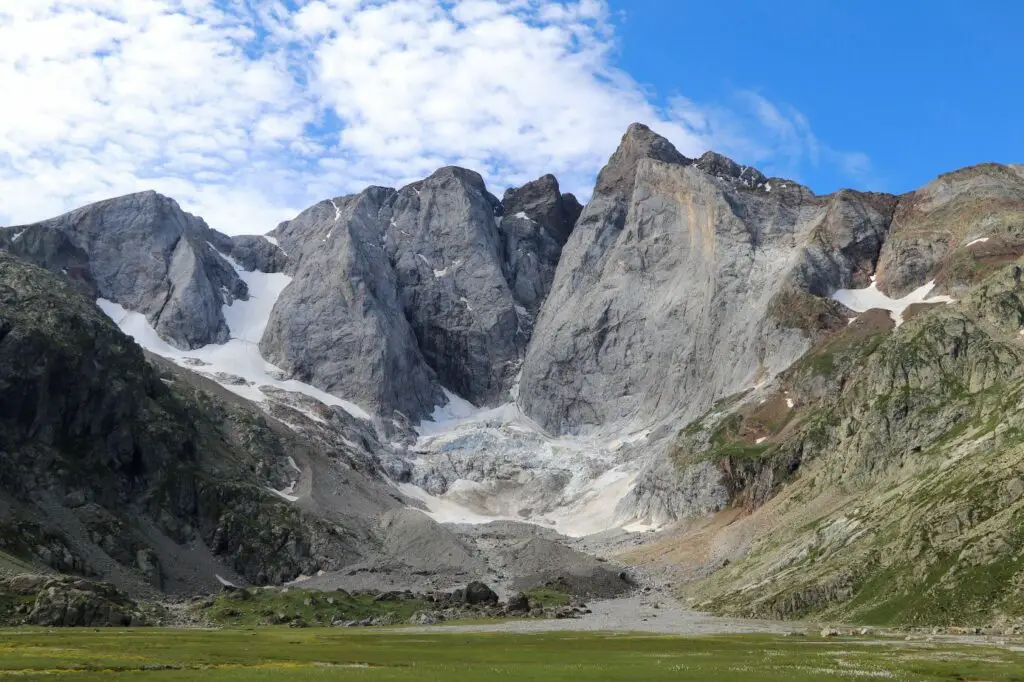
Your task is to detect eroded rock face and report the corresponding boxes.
[518,126,900,433]
[876,164,1024,297]
[382,167,523,407]
[0,191,250,349]
[261,168,580,420]
[260,187,443,421]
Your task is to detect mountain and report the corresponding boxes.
[2,124,1024,627]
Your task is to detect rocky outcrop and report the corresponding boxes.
[262,168,581,420]
[498,174,581,317]
[0,575,149,627]
[518,124,899,433]
[501,173,582,247]
[0,191,250,349]
[260,187,443,421]
[875,164,1024,297]
[625,263,1024,626]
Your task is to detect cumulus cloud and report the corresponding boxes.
[0,1,870,235]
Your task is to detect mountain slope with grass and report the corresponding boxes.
[623,263,1024,626]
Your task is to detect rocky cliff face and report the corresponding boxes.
[517,125,898,434]
[876,163,1024,297]
[261,168,580,420]
[621,264,1024,626]
[0,191,289,349]
[5,121,1024,627]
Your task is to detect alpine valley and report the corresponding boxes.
[3,123,1024,630]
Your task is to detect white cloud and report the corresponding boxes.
[0,1,870,236]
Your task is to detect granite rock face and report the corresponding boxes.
[501,173,582,247]
[261,168,580,420]
[517,125,901,433]
[260,187,444,421]
[0,191,249,349]
[382,167,523,407]
[499,174,582,317]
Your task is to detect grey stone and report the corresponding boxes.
[518,124,898,433]
[260,187,443,421]
[462,581,498,605]
[381,167,524,406]
[1,190,248,349]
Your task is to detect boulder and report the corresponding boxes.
[463,581,499,606]
[507,592,530,613]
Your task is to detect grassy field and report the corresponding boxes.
[0,628,1022,680]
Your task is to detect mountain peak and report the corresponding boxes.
[594,123,692,200]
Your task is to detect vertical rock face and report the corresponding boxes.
[501,174,582,247]
[0,191,253,349]
[382,167,524,406]
[261,168,580,420]
[499,175,582,316]
[518,125,901,434]
[260,187,443,421]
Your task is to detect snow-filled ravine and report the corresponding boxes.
[831,276,954,326]
[96,245,658,538]
[97,249,368,420]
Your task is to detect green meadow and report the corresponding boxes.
[0,628,1022,681]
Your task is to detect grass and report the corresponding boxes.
[0,629,1023,680]
[199,588,430,627]
[522,587,571,607]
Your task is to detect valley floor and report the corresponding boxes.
[2,626,1023,681]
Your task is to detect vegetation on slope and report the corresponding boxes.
[672,262,1024,626]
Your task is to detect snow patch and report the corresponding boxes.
[11,229,26,242]
[785,397,794,409]
[330,198,342,222]
[96,255,370,422]
[764,182,772,192]
[514,211,529,220]
[756,437,768,444]
[215,575,236,588]
[433,258,460,278]
[416,390,495,436]
[268,486,298,502]
[966,237,990,246]
[831,278,954,326]
[262,235,279,247]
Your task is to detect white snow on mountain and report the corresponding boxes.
[96,253,370,421]
[96,252,657,538]
[408,392,656,537]
[831,276,954,326]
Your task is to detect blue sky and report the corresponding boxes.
[608,0,1022,194]
[1,1,1018,234]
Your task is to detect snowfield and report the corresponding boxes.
[831,276,954,326]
